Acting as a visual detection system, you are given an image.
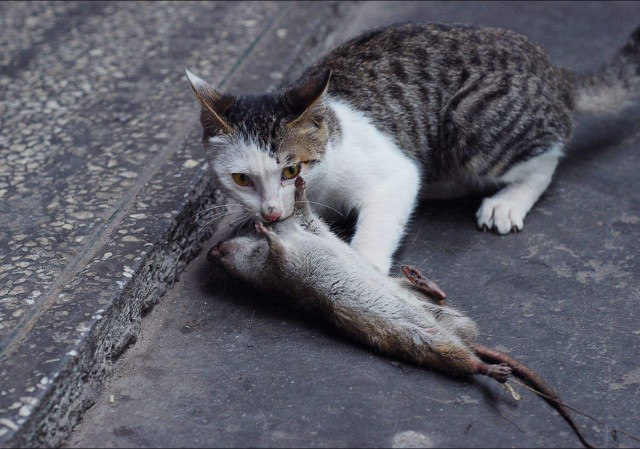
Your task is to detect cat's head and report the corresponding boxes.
[186,68,332,223]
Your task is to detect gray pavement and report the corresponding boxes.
[0,1,349,447]
[65,1,640,449]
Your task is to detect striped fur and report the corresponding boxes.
[298,23,639,182]
[188,23,640,270]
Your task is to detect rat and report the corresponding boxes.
[207,176,593,448]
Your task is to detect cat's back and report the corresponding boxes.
[316,22,553,99]
[297,23,570,180]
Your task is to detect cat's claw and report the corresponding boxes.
[476,197,525,235]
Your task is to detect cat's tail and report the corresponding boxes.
[568,25,640,115]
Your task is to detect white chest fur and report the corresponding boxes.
[308,98,420,209]
[307,98,421,274]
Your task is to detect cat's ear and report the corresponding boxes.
[185,69,234,136]
[283,68,332,127]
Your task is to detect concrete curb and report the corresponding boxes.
[0,2,353,447]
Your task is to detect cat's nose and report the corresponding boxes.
[263,212,281,222]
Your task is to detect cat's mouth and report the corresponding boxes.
[258,209,293,223]
[262,212,282,222]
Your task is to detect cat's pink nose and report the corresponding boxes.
[263,212,281,222]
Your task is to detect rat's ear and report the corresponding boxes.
[185,69,235,137]
[283,68,331,127]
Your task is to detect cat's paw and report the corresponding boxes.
[476,197,525,235]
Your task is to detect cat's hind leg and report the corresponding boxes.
[476,144,563,234]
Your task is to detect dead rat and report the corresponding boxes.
[208,177,593,448]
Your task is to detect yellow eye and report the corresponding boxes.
[232,173,252,187]
[282,163,301,180]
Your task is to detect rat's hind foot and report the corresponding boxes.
[400,265,447,304]
[485,362,512,383]
[473,359,511,383]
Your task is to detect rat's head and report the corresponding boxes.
[186,68,332,224]
[207,235,272,283]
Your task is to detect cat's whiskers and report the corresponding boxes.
[198,210,244,231]
[227,212,251,225]
[233,216,253,237]
[298,171,322,183]
[226,213,253,237]
[197,203,243,217]
[201,209,242,221]
[295,200,344,217]
[225,213,255,234]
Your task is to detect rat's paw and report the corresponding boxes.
[254,221,272,235]
[487,363,512,383]
[476,197,525,234]
[295,176,306,191]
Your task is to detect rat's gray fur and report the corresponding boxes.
[209,180,594,447]
[210,179,506,380]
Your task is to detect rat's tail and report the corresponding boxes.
[470,343,594,449]
[567,25,640,115]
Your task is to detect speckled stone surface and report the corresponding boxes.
[66,2,640,449]
[0,1,350,447]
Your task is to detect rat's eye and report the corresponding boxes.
[282,163,301,180]
[232,173,252,187]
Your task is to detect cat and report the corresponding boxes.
[186,22,640,274]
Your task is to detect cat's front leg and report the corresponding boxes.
[476,145,562,234]
[350,165,421,274]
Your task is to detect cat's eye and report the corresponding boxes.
[232,173,252,187]
[282,163,301,180]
